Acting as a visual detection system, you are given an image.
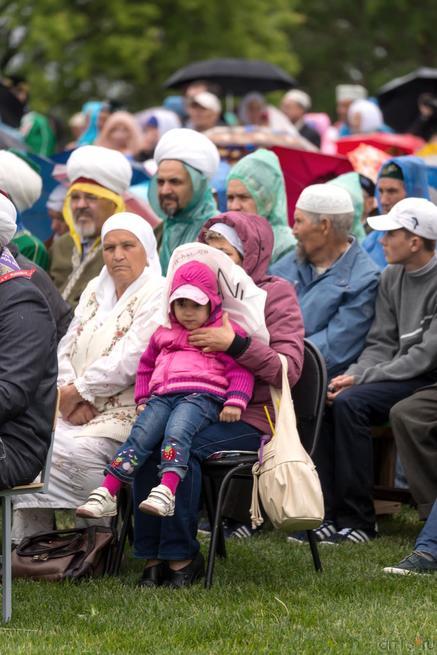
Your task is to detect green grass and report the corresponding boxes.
[1,508,436,655]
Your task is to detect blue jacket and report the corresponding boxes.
[270,239,380,377]
[362,156,430,269]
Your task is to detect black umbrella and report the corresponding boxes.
[377,67,437,133]
[163,58,297,95]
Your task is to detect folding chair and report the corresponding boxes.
[0,391,59,622]
[201,339,328,588]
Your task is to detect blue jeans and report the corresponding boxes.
[106,393,222,483]
[415,498,437,559]
[132,420,263,560]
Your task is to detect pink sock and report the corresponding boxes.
[161,472,181,495]
[102,474,122,497]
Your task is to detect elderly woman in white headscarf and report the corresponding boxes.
[12,212,165,541]
[347,99,384,134]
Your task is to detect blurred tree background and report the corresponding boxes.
[1,0,437,120]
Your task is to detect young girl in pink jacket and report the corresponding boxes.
[77,260,254,518]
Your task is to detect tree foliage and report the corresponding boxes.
[0,0,301,116]
[1,0,436,121]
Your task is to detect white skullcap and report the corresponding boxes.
[336,84,368,102]
[101,212,161,276]
[0,151,42,212]
[297,184,354,215]
[208,222,244,255]
[0,192,17,246]
[154,128,220,180]
[283,89,311,110]
[46,184,67,212]
[66,145,132,195]
[190,92,222,113]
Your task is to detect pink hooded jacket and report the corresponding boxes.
[134,261,254,410]
[199,211,304,434]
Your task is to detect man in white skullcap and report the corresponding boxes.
[50,144,132,307]
[270,183,380,378]
[280,90,321,148]
[299,197,437,546]
[149,127,220,273]
[0,149,50,270]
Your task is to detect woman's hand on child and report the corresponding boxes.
[136,404,146,415]
[219,405,242,423]
[188,312,235,352]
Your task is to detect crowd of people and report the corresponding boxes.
[1,75,437,586]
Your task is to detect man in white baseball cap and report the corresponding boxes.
[186,91,222,133]
[313,196,437,545]
[368,197,437,242]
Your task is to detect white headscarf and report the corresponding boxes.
[95,212,162,321]
[154,128,220,180]
[0,193,17,246]
[348,99,383,134]
[0,151,42,212]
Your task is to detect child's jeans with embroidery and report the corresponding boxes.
[105,392,222,482]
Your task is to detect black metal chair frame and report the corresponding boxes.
[201,339,328,588]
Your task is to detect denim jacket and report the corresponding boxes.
[270,239,380,377]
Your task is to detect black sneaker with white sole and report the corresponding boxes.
[326,527,378,544]
[287,520,338,544]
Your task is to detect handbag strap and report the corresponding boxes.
[16,530,86,558]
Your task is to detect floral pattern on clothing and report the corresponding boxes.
[110,447,139,475]
[100,297,138,357]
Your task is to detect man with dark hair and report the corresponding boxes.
[362,156,430,268]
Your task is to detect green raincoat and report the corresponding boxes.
[149,163,218,274]
[328,172,366,243]
[227,149,295,263]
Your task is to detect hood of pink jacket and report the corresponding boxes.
[169,260,222,326]
[198,211,274,285]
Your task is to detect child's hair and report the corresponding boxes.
[204,229,224,243]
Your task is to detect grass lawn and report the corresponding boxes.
[1,507,436,655]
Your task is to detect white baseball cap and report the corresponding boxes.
[367,198,437,240]
[190,92,222,113]
[169,284,210,306]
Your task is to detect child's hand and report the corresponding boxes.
[219,406,241,423]
[136,404,146,415]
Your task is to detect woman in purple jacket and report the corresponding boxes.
[133,212,305,588]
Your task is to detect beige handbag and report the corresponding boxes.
[250,353,324,532]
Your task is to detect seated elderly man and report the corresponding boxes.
[311,198,437,544]
[270,184,380,378]
[149,128,220,273]
[50,145,132,307]
[0,193,57,489]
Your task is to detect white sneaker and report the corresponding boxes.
[76,487,117,518]
[139,484,175,517]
